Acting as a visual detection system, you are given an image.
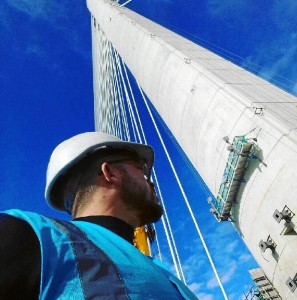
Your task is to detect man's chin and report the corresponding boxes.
[139,203,163,226]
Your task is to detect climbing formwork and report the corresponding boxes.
[211,135,256,221]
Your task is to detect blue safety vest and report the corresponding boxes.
[3,210,198,300]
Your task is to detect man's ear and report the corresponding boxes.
[101,162,120,185]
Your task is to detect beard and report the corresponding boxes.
[120,172,163,226]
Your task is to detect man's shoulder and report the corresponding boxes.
[0,211,40,242]
[0,211,41,299]
[1,209,62,227]
[1,209,43,220]
[0,209,65,239]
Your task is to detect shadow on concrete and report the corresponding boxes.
[231,145,267,237]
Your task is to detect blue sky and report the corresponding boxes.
[1,0,296,299]
[129,0,297,96]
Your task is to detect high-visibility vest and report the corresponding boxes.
[3,210,198,300]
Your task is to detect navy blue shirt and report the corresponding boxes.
[0,215,134,299]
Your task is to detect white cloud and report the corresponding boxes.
[213,222,234,236]
[206,0,249,20]
[225,239,238,254]
[242,33,297,94]
[197,292,214,300]
[6,0,62,21]
[258,38,297,82]
[202,0,297,95]
[221,261,237,283]
[207,276,219,290]
[207,260,237,289]
[188,282,201,293]
[239,253,252,263]
[182,251,208,284]
[3,0,91,66]
[176,219,250,292]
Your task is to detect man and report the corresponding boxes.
[0,132,198,299]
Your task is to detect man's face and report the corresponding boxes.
[118,160,163,226]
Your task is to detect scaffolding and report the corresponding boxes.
[249,268,282,299]
[211,136,255,221]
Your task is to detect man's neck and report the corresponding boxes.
[73,215,135,244]
[74,193,140,229]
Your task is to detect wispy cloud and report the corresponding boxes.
[244,1,297,95]
[239,253,253,263]
[259,42,297,83]
[183,252,209,284]
[207,260,237,289]
[5,0,74,25]
[6,0,56,19]
[225,239,238,254]
[243,33,297,95]
[188,282,202,293]
[203,0,297,95]
[207,0,249,19]
[3,0,91,67]
[197,292,214,300]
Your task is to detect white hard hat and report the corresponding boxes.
[45,132,154,211]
